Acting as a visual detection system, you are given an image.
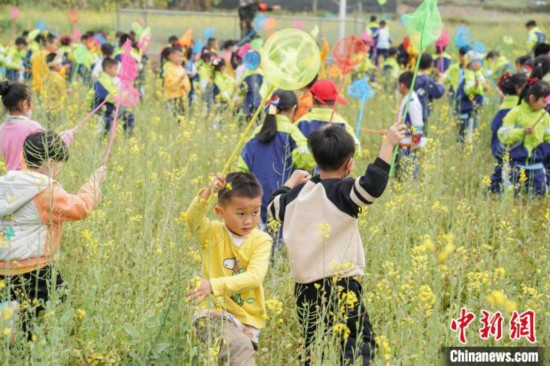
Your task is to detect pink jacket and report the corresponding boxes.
[0,115,74,171]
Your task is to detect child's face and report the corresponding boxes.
[169,51,184,65]
[529,95,547,111]
[105,64,118,77]
[215,195,262,237]
[46,39,59,53]
[16,44,26,51]
[51,64,62,72]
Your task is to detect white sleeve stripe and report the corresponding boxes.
[296,146,309,154]
[350,189,368,207]
[273,195,282,221]
[354,178,376,202]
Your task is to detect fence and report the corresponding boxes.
[116,8,367,53]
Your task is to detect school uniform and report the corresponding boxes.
[489,95,518,193]
[498,103,550,195]
[238,115,315,223]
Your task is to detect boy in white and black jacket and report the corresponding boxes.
[267,122,406,365]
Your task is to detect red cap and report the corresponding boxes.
[310,79,348,105]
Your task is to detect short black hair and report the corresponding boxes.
[419,52,433,70]
[398,71,414,89]
[15,37,27,46]
[370,15,377,22]
[308,126,355,172]
[516,55,531,67]
[222,40,235,50]
[46,53,57,64]
[388,47,398,57]
[101,43,114,57]
[526,20,536,27]
[102,57,118,71]
[486,50,500,60]
[167,46,184,57]
[458,47,468,56]
[23,131,69,169]
[218,172,263,205]
[534,43,550,58]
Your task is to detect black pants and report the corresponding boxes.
[0,266,66,339]
[295,278,376,366]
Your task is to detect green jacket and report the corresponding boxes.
[463,69,487,97]
[444,62,463,92]
[498,102,550,157]
[4,46,23,70]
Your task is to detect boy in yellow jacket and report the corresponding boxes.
[163,47,191,121]
[184,172,272,365]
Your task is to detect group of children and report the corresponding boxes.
[0,13,549,365]
[0,29,142,135]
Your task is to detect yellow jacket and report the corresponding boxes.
[163,62,191,100]
[184,192,272,329]
[31,49,49,93]
[42,70,67,116]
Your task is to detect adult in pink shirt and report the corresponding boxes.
[0,81,74,171]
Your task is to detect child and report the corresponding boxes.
[498,78,550,196]
[396,71,424,177]
[525,20,546,54]
[0,81,74,171]
[205,37,219,55]
[367,15,379,60]
[160,35,179,77]
[0,131,106,337]
[267,122,406,365]
[296,79,360,151]
[237,90,315,226]
[212,58,235,104]
[4,37,27,82]
[32,33,59,94]
[58,36,73,72]
[455,51,490,142]
[415,52,445,136]
[42,53,68,122]
[163,47,191,121]
[86,57,134,137]
[444,47,468,98]
[486,51,513,83]
[489,72,528,194]
[382,47,400,92]
[238,51,264,126]
[376,20,391,62]
[92,43,114,82]
[515,55,531,74]
[184,172,272,364]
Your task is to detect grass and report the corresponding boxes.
[0,4,549,366]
